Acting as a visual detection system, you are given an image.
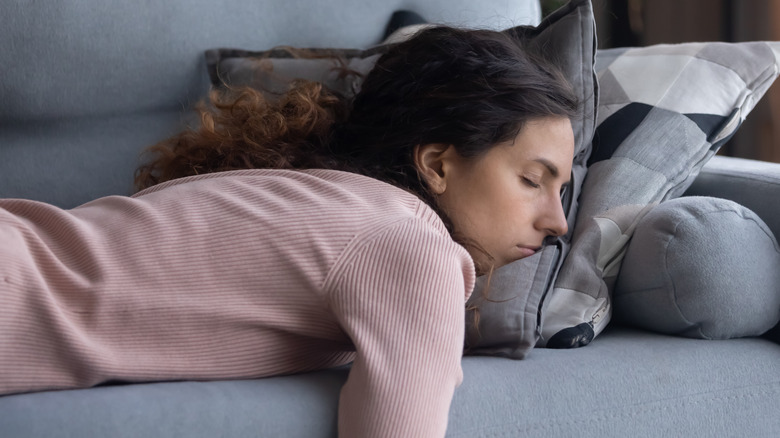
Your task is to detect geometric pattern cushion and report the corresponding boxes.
[538,41,780,348]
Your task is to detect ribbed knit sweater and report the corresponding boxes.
[0,168,475,438]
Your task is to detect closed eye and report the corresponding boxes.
[522,177,541,189]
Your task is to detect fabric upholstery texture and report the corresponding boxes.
[0,0,539,123]
[539,40,780,348]
[685,155,780,239]
[2,327,778,437]
[0,111,186,208]
[614,196,780,339]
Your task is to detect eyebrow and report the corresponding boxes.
[533,158,560,178]
[532,158,572,187]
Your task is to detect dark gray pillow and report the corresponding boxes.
[206,46,387,100]
[614,196,780,339]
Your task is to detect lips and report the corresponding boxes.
[516,245,541,258]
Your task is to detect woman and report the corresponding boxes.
[0,27,576,437]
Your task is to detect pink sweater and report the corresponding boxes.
[0,169,475,437]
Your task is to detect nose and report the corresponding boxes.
[539,197,569,237]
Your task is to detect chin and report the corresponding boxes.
[470,250,514,276]
[476,257,510,277]
[472,258,496,277]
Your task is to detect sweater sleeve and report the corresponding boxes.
[327,217,475,438]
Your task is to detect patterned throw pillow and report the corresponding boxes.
[539,41,780,348]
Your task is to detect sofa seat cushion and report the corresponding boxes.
[1,328,778,437]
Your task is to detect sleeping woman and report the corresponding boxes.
[0,26,576,438]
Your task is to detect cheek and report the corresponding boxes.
[484,179,531,223]
[439,179,491,235]
[457,177,524,238]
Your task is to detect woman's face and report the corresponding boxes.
[432,116,574,271]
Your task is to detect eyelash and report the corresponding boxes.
[523,177,570,199]
[522,177,541,189]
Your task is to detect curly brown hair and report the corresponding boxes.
[134,79,349,189]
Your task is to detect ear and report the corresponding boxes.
[413,143,456,195]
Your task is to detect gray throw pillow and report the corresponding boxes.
[613,196,780,339]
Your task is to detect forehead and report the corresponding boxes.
[504,117,575,172]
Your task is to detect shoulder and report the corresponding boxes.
[326,213,476,306]
[133,168,404,195]
[133,168,443,231]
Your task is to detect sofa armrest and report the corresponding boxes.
[683,155,780,240]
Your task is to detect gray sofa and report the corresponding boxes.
[1,0,779,437]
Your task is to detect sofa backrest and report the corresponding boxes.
[1,0,541,123]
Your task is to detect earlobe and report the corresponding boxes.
[413,143,453,195]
